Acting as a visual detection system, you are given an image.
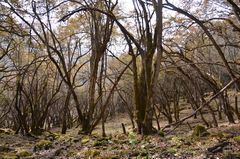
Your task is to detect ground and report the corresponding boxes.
[0,114,240,159]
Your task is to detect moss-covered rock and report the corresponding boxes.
[0,128,14,135]
[82,149,100,157]
[49,133,61,140]
[81,136,90,144]
[93,137,110,146]
[57,134,74,142]
[34,139,53,151]
[16,149,32,157]
[192,124,210,137]
[43,131,61,141]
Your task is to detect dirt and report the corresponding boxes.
[0,115,240,159]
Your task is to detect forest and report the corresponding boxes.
[0,0,240,158]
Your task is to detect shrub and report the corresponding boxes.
[192,124,210,137]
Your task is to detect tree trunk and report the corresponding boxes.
[142,57,154,135]
[15,75,29,135]
[222,92,235,123]
[62,90,71,134]
[81,116,91,134]
[234,95,240,120]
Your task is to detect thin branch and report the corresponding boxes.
[164,76,240,134]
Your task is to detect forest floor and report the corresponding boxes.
[1,113,240,159]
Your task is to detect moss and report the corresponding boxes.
[44,132,61,141]
[1,153,19,159]
[211,132,234,141]
[16,149,32,157]
[233,135,240,142]
[223,133,233,139]
[100,156,119,159]
[66,151,77,157]
[49,132,61,140]
[58,134,74,142]
[1,156,18,159]
[158,130,165,137]
[83,149,100,157]
[81,136,90,144]
[93,137,109,146]
[34,139,53,151]
[192,124,210,137]
[0,128,14,135]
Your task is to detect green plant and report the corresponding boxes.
[128,132,137,144]
[233,135,240,142]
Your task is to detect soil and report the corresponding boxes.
[0,114,240,159]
